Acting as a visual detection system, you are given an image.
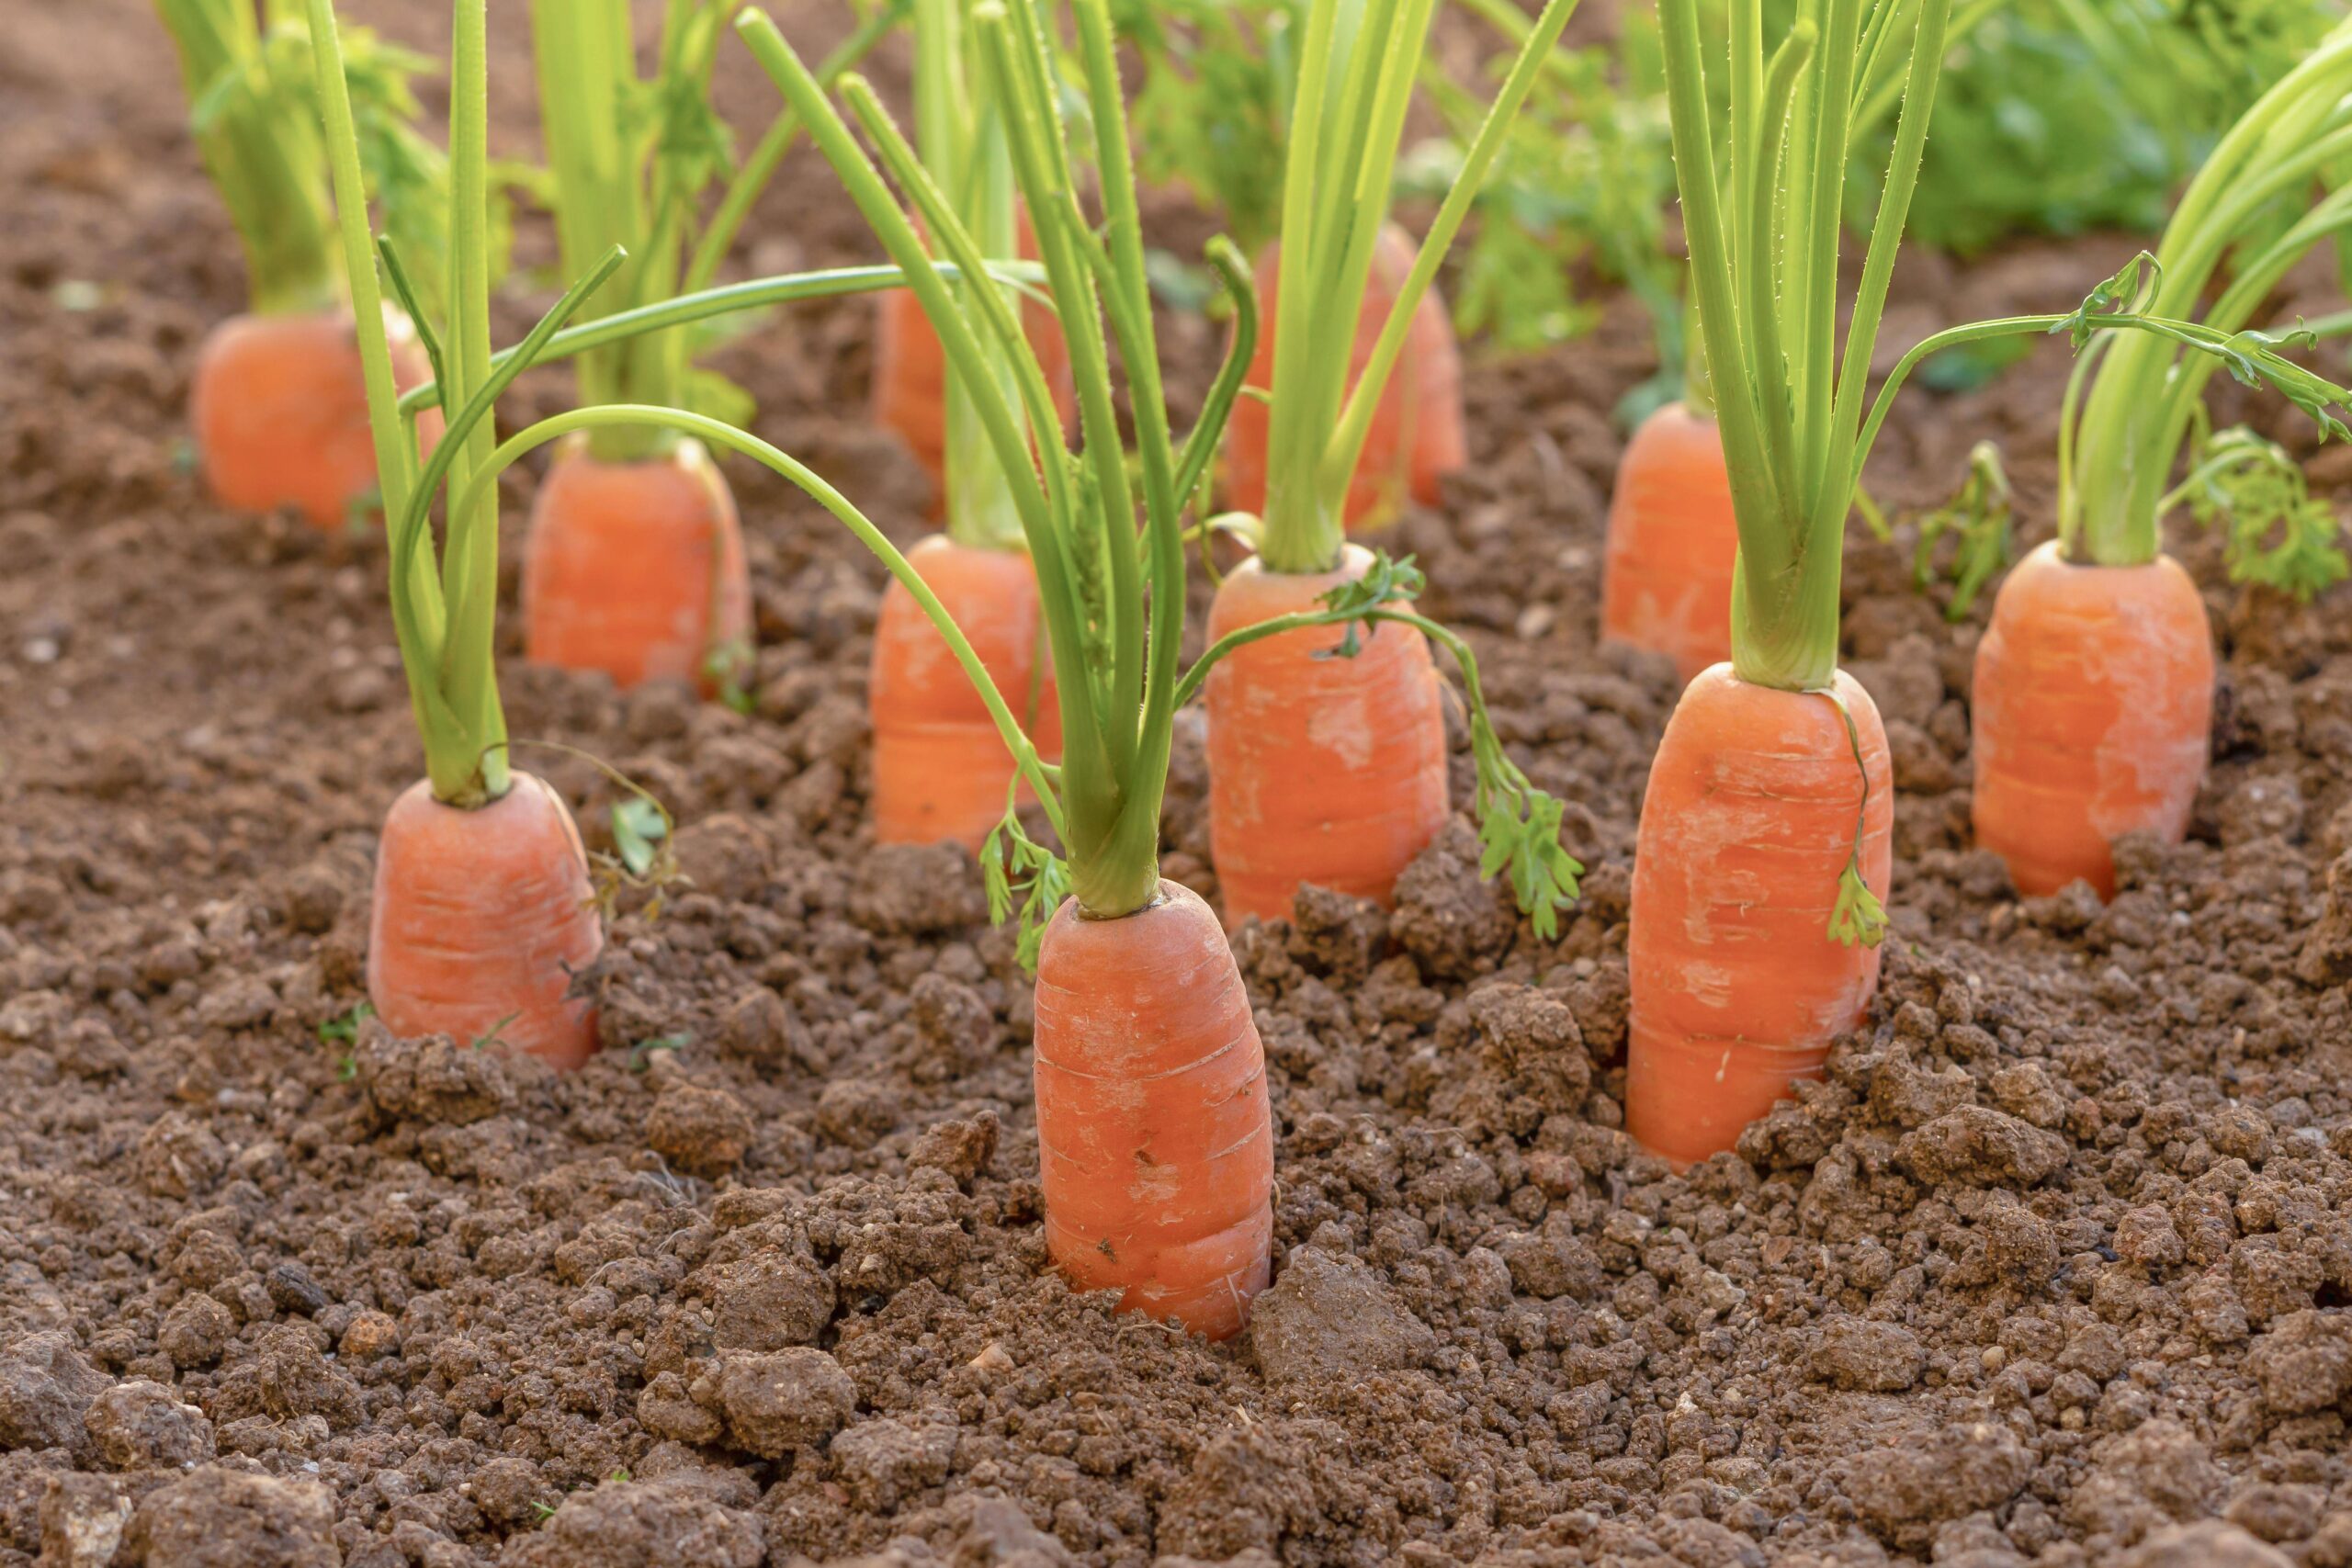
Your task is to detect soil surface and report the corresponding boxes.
[9,4,2352,1566]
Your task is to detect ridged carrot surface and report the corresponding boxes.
[871,211,1073,491]
[1204,544,1449,925]
[192,307,442,530]
[1035,881,1272,1340]
[1972,541,2212,899]
[1225,222,1455,530]
[522,436,752,694]
[870,534,1062,851]
[1601,401,1739,680]
[1626,667,1894,1165]
[368,772,603,1071]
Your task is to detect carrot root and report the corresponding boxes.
[368,772,604,1071]
[521,435,752,695]
[1626,666,1894,1165]
[1601,401,1739,681]
[870,534,1061,851]
[1204,543,1450,926]
[1035,880,1273,1339]
[192,306,442,531]
[1971,541,2213,899]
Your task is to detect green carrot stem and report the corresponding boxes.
[446,404,1063,830]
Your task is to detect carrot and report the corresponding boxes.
[1626,668,1892,1163]
[872,536,1061,850]
[1621,0,1952,1161]
[1204,545,1447,923]
[368,773,603,1069]
[1223,222,1442,531]
[873,209,1074,494]
[1035,880,1272,1338]
[1204,0,1579,931]
[1967,34,2352,899]
[1970,543,2211,898]
[522,434,752,694]
[156,0,453,530]
[191,307,445,530]
[736,0,1305,1336]
[307,0,643,1069]
[1600,400,1737,680]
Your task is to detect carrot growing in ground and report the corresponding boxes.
[305,0,642,1069]
[155,0,452,529]
[868,0,1064,851]
[1205,0,1583,929]
[734,0,1580,1337]
[1974,25,2352,899]
[1600,0,2003,677]
[524,0,899,698]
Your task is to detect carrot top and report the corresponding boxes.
[2063,18,2352,591]
[155,0,452,318]
[1253,0,1577,576]
[531,0,901,464]
[910,0,1034,554]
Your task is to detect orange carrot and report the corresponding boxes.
[1225,222,1436,530]
[1626,669,1894,1165]
[368,771,604,1071]
[871,535,1062,851]
[521,434,752,694]
[1204,544,1449,924]
[872,209,1073,493]
[191,307,444,531]
[1600,400,1738,680]
[1971,542,2212,899]
[1035,880,1272,1338]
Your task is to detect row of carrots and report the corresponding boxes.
[157,0,2352,1339]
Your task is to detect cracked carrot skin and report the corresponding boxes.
[1626,666,1894,1166]
[1224,223,1434,532]
[1601,401,1739,681]
[1204,543,1450,927]
[522,435,752,694]
[1972,541,2213,900]
[192,306,443,530]
[1034,880,1273,1340]
[869,535,1062,852]
[368,772,603,1071]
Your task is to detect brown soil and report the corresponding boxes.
[8,4,2352,1566]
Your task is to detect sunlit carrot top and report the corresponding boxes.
[156,0,450,318]
[2061,17,2352,594]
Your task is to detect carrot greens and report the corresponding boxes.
[531,0,900,464]
[156,0,449,318]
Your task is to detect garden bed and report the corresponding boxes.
[5,3,2352,1565]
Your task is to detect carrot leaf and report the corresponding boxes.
[1828,863,1889,950]
[1912,441,2015,622]
[982,802,1071,974]
[2177,423,2350,602]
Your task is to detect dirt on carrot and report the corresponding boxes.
[13,5,2352,1566]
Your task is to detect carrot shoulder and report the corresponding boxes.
[1034,880,1273,1339]
[1204,544,1449,925]
[1972,541,2212,899]
[521,434,752,694]
[368,771,603,1071]
[1601,400,1738,680]
[870,534,1062,851]
[1626,667,1893,1165]
[192,307,443,530]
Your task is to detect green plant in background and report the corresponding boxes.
[154,0,453,317]
[1110,0,1304,258]
[1908,440,2015,620]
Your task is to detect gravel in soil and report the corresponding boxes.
[8,4,2352,1566]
